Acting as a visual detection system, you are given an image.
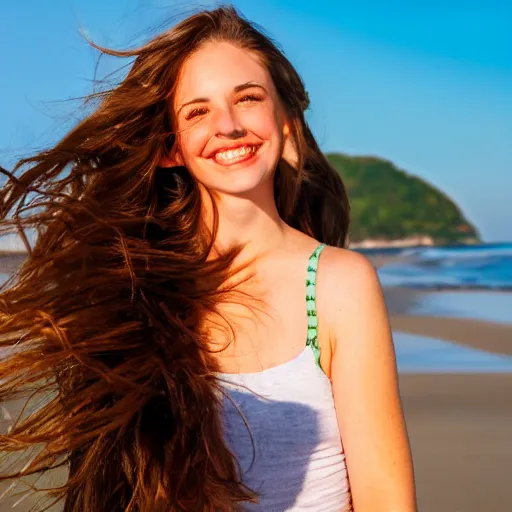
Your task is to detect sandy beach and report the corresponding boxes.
[387,287,512,512]
[400,373,512,512]
[1,253,512,511]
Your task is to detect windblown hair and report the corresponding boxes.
[0,6,349,511]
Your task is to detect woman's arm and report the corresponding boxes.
[323,249,417,511]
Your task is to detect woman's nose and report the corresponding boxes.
[212,106,246,139]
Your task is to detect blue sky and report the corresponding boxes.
[1,0,510,241]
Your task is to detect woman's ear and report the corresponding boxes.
[281,122,299,167]
[159,140,184,168]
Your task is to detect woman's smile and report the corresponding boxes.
[210,143,263,167]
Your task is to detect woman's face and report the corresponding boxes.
[170,41,288,196]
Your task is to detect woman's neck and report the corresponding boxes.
[204,184,287,260]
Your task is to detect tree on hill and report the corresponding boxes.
[326,153,480,244]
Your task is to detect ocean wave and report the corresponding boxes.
[375,243,512,289]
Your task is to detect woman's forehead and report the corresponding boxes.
[174,41,274,105]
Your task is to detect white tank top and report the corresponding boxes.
[218,244,352,511]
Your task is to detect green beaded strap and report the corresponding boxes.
[305,243,326,368]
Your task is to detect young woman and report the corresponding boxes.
[0,6,416,511]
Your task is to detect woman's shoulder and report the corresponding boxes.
[320,245,379,291]
[282,229,380,294]
[318,245,385,334]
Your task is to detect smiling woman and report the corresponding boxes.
[163,45,301,242]
[0,6,415,512]
[162,42,287,197]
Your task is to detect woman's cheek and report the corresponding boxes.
[243,106,277,133]
[179,125,209,159]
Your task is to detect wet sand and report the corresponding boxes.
[385,286,512,356]
[391,314,512,356]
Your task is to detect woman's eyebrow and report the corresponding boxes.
[177,82,267,113]
[233,81,266,94]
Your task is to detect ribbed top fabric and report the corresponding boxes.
[218,245,352,511]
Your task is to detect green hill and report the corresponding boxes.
[326,153,480,244]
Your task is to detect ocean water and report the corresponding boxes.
[366,242,512,290]
[394,331,512,373]
[408,290,512,325]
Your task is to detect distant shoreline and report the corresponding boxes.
[350,236,435,249]
[349,235,482,249]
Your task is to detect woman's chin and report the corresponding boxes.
[212,172,273,197]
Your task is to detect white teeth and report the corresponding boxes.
[214,145,257,163]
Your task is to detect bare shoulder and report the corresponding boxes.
[316,245,391,357]
[319,246,383,318]
[320,245,378,282]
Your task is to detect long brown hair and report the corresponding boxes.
[0,6,349,511]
